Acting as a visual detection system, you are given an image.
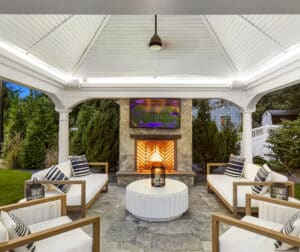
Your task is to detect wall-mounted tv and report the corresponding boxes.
[130,98,181,129]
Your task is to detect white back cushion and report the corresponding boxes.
[243,163,261,181]
[58,160,73,177]
[271,171,288,182]
[0,220,8,242]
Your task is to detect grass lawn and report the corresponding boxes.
[0,169,32,206]
[295,183,300,200]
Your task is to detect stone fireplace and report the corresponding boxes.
[116,99,195,187]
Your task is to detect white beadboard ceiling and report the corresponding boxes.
[1,15,300,84]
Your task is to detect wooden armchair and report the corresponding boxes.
[25,161,109,217]
[212,194,300,252]
[0,195,100,252]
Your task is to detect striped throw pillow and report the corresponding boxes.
[274,211,300,250]
[70,155,91,177]
[251,164,272,194]
[45,165,71,193]
[0,211,36,252]
[224,154,245,178]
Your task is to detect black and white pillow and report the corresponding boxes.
[44,165,71,193]
[251,164,272,194]
[274,211,300,250]
[70,155,91,177]
[224,154,245,178]
[0,211,36,252]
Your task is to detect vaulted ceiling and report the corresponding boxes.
[1,15,300,88]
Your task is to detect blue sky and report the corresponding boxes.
[5,81,31,98]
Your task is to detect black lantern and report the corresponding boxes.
[271,183,289,201]
[151,165,165,187]
[26,178,45,201]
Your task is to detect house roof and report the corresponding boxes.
[266,110,299,116]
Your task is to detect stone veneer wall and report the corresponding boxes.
[118,98,193,173]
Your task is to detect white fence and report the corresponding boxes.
[252,125,281,158]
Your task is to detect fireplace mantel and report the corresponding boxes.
[130,134,181,140]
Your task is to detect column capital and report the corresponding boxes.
[241,108,256,114]
[56,108,72,114]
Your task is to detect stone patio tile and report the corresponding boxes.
[151,233,204,251]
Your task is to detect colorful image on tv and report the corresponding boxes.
[130,98,180,129]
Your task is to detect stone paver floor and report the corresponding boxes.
[82,183,232,252]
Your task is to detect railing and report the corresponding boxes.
[252,125,281,138]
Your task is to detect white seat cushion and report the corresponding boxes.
[219,215,298,252]
[45,173,108,206]
[0,220,8,242]
[29,216,92,252]
[207,174,269,207]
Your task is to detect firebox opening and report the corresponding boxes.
[135,140,176,172]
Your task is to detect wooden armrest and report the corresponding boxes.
[246,193,300,216]
[212,213,300,252]
[233,181,294,197]
[24,179,87,217]
[88,162,109,174]
[0,215,100,252]
[0,195,67,216]
[207,163,227,174]
[231,181,295,217]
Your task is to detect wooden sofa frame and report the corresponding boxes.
[24,162,109,218]
[0,195,100,252]
[212,194,300,252]
[207,163,295,217]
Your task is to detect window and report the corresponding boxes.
[220,115,230,126]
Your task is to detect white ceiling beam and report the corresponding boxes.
[238,15,286,53]
[1,0,300,14]
[71,15,110,77]
[201,15,238,73]
[26,15,74,54]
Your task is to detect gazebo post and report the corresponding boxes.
[56,108,71,163]
[242,109,255,164]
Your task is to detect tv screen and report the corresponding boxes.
[130,98,181,129]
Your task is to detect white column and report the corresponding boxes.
[242,109,255,164]
[56,109,71,163]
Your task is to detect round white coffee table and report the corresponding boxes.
[126,178,188,221]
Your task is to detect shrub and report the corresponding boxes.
[267,118,300,174]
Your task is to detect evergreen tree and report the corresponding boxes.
[71,100,119,168]
[193,100,223,168]
[266,118,300,175]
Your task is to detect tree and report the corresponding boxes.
[193,99,239,170]
[266,118,300,175]
[71,100,119,168]
[193,100,223,168]
[253,84,300,126]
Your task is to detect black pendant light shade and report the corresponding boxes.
[149,15,162,51]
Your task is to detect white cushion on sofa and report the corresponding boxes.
[271,171,288,182]
[58,161,73,177]
[243,163,261,181]
[207,174,269,207]
[219,215,297,252]
[0,220,8,242]
[44,173,108,206]
[29,216,92,252]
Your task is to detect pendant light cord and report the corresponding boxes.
[155,15,157,35]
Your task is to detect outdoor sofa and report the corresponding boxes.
[207,162,295,217]
[212,193,300,252]
[27,158,109,217]
[0,194,100,252]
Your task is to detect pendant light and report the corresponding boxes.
[149,15,162,51]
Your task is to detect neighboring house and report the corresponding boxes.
[261,109,299,125]
[209,99,241,130]
[192,99,242,131]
